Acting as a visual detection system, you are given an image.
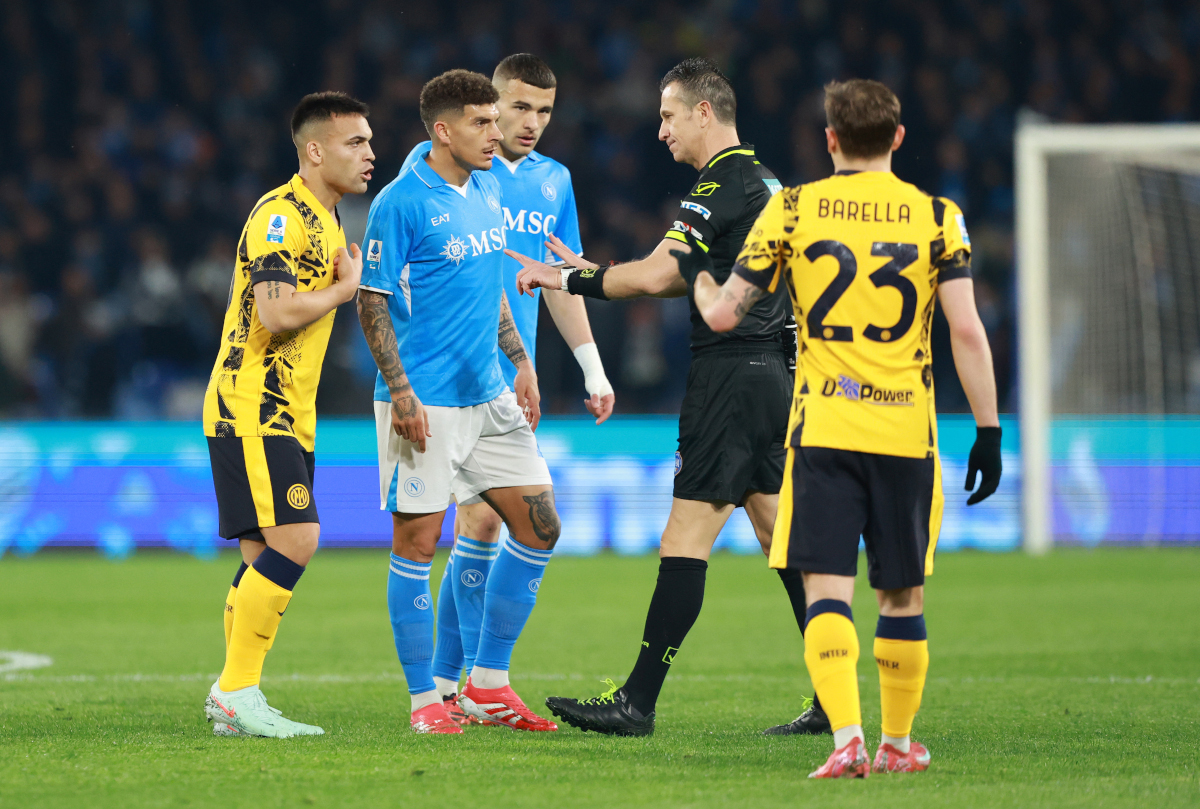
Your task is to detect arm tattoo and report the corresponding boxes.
[722,283,767,320]
[357,290,417,416]
[521,490,562,548]
[267,281,280,300]
[498,291,529,366]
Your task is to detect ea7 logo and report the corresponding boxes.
[431,213,450,226]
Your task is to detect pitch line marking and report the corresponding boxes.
[0,651,53,674]
[4,671,1199,686]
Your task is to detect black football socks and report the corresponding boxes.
[622,557,708,717]
[776,566,825,714]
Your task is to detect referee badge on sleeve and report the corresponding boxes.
[674,451,683,476]
[266,214,287,244]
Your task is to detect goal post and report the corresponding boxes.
[1016,122,1200,554]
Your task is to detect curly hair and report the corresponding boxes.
[419,69,500,135]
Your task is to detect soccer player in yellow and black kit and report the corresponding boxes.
[201,92,374,738]
[682,79,1002,777]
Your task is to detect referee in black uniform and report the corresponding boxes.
[508,58,829,737]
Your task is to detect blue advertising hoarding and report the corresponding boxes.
[1,415,1192,559]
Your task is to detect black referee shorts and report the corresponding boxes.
[673,345,790,505]
[207,435,319,540]
[770,446,944,590]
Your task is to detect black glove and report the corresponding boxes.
[964,426,1002,505]
[668,228,713,295]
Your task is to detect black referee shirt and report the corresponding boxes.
[663,143,791,351]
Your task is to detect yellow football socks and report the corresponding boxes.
[218,549,304,692]
[875,615,929,739]
[222,562,248,649]
[223,584,237,648]
[803,600,861,732]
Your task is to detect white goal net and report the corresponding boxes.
[1017,123,1200,552]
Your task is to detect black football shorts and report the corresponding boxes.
[770,446,943,590]
[673,345,791,505]
[207,435,318,540]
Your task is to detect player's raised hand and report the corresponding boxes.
[333,243,363,302]
[585,392,615,425]
[507,249,562,296]
[965,425,1002,505]
[391,388,431,453]
[513,361,542,431]
[544,234,599,271]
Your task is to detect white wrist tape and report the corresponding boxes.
[573,342,613,398]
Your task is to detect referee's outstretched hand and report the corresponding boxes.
[965,426,1002,505]
[668,229,713,292]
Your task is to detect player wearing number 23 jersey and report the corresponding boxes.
[689,78,1000,779]
[735,171,971,462]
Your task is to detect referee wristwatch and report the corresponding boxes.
[559,265,576,292]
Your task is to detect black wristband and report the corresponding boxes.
[565,266,609,300]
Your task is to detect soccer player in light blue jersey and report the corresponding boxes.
[398,54,615,720]
[357,69,563,734]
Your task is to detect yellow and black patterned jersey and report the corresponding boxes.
[733,170,971,459]
[202,175,346,452]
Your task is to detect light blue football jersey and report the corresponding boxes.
[361,157,508,408]
[401,142,583,388]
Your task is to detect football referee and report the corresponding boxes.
[508,57,827,737]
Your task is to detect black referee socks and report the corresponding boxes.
[622,557,708,717]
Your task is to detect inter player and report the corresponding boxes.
[684,79,1002,777]
[202,92,373,738]
[358,70,562,734]
[509,58,825,736]
[395,54,614,721]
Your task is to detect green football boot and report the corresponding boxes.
[204,682,324,738]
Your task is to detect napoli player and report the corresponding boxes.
[358,70,567,733]
[396,54,614,720]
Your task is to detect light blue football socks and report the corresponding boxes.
[431,550,465,691]
[451,536,499,675]
[387,554,436,699]
[474,537,552,679]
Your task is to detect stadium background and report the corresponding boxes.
[0,0,1197,555]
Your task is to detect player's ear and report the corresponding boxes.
[825,127,838,156]
[891,124,906,152]
[433,120,453,146]
[305,139,323,166]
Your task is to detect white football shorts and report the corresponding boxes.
[375,390,552,513]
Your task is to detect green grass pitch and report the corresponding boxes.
[1,547,1197,808]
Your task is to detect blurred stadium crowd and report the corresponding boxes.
[0,0,1196,419]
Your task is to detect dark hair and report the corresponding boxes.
[290,91,369,136]
[494,53,557,89]
[419,69,500,135]
[823,79,901,159]
[658,57,737,126]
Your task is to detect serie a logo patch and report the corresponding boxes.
[266,214,287,244]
